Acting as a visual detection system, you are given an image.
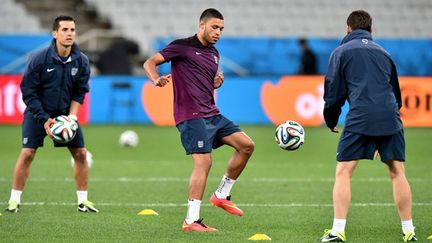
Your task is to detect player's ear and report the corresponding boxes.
[199,20,205,31]
[346,25,352,34]
[52,30,57,39]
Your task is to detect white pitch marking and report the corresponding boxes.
[0,202,431,207]
[0,177,430,183]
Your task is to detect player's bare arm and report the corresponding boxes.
[143,53,170,87]
[214,71,224,89]
[68,100,80,121]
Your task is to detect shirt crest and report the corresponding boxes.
[71,67,78,76]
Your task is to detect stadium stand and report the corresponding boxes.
[0,0,42,33]
[0,0,114,74]
[84,0,432,52]
[14,0,110,34]
[80,0,432,75]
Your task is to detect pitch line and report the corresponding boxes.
[0,177,430,183]
[0,202,431,207]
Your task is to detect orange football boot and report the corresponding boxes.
[182,218,218,232]
[210,194,244,216]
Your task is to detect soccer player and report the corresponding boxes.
[143,8,255,232]
[320,10,416,242]
[5,16,98,213]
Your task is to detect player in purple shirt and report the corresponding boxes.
[144,8,255,232]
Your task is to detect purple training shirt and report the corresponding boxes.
[159,35,220,125]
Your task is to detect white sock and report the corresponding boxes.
[185,199,201,224]
[215,175,236,199]
[402,219,415,233]
[77,191,88,204]
[331,218,346,235]
[9,189,23,204]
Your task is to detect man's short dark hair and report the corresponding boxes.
[53,15,75,31]
[347,10,372,32]
[199,8,224,22]
[299,38,307,46]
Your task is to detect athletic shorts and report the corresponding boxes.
[21,117,85,149]
[337,130,405,162]
[176,114,241,155]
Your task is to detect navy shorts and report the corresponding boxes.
[22,117,85,149]
[337,130,405,162]
[176,114,241,155]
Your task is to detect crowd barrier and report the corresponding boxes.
[1,75,431,127]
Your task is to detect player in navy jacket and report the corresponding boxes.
[320,10,417,242]
[21,34,90,125]
[5,16,98,213]
[323,26,402,137]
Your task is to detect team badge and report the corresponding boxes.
[213,55,218,64]
[197,140,204,148]
[71,67,78,76]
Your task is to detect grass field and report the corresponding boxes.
[0,125,431,242]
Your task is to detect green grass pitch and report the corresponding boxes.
[0,125,431,242]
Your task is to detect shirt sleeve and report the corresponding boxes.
[20,54,50,124]
[389,61,402,110]
[323,49,347,129]
[72,54,90,104]
[159,41,185,62]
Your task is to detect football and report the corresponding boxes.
[50,115,78,143]
[275,120,305,150]
[119,130,139,147]
[70,150,94,168]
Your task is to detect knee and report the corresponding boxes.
[20,149,36,163]
[193,154,212,167]
[240,140,255,156]
[388,168,405,180]
[72,149,87,163]
[386,161,406,180]
[335,166,355,179]
[193,158,213,174]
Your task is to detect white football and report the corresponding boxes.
[119,130,139,147]
[50,115,78,143]
[275,120,305,151]
[70,150,93,168]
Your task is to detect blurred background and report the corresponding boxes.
[1,0,432,126]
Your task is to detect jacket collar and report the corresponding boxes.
[48,38,81,63]
[341,29,373,45]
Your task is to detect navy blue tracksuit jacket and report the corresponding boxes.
[21,39,90,124]
[323,29,403,136]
